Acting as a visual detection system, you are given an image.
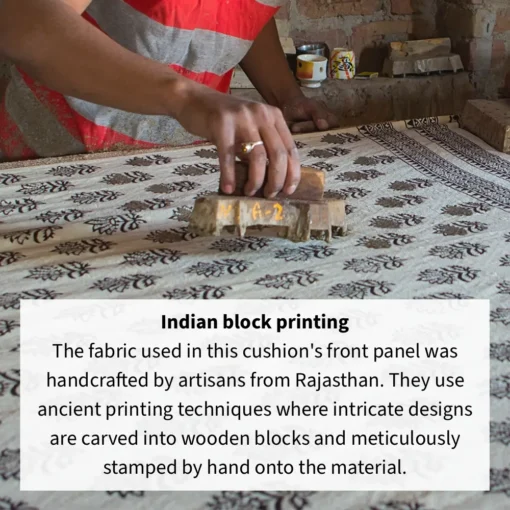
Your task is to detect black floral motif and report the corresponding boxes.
[0,251,24,267]
[0,198,39,216]
[17,180,73,195]
[0,497,38,510]
[337,169,384,181]
[163,285,232,299]
[169,206,192,222]
[441,202,491,216]
[376,195,427,208]
[309,162,338,172]
[295,141,306,149]
[429,242,489,259]
[70,190,123,205]
[357,234,415,249]
[146,228,197,243]
[344,255,405,273]
[25,262,91,281]
[491,374,510,399]
[369,503,431,510]
[419,292,473,299]
[195,148,218,159]
[125,154,172,166]
[328,187,370,199]
[106,491,145,498]
[0,320,18,337]
[491,420,510,445]
[146,181,199,193]
[46,164,99,176]
[321,133,360,144]
[210,237,271,253]
[329,280,394,298]
[187,259,252,278]
[207,491,314,510]
[497,281,510,294]
[490,468,510,497]
[275,244,336,262]
[345,204,355,215]
[91,274,160,293]
[505,232,510,243]
[102,171,153,185]
[3,226,62,245]
[173,163,219,176]
[389,178,432,191]
[501,255,510,266]
[434,221,488,236]
[35,209,84,224]
[120,198,172,212]
[491,341,510,362]
[123,249,183,267]
[354,155,397,166]
[0,173,24,185]
[308,147,350,158]
[52,238,115,256]
[491,308,510,326]
[85,213,146,235]
[417,266,480,285]
[0,449,20,480]
[370,214,424,228]
[255,270,321,289]
[0,289,61,310]
[0,370,20,397]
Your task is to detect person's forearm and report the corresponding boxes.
[0,0,195,118]
[240,18,303,108]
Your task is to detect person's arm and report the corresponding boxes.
[0,0,192,117]
[239,18,303,108]
[0,0,301,198]
[240,17,339,133]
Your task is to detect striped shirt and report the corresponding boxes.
[0,0,285,161]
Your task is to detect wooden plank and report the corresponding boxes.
[221,162,325,201]
[461,99,510,154]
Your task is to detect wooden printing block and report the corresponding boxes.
[383,38,463,78]
[189,195,347,243]
[220,162,326,201]
[461,99,510,153]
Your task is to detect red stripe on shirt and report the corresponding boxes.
[0,98,37,160]
[122,0,279,40]
[71,110,158,153]
[170,65,233,92]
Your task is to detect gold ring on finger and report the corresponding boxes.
[240,140,264,155]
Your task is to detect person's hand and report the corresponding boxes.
[175,85,300,199]
[281,95,340,134]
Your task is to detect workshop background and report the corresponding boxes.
[1,0,510,129]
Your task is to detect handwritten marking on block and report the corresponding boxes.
[251,202,285,222]
[273,203,284,221]
[218,204,233,219]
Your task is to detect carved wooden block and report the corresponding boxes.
[189,195,347,243]
[382,54,463,78]
[389,38,452,59]
[461,99,510,154]
[221,162,325,201]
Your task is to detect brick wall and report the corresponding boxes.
[281,0,437,73]
[435,0,509,98]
